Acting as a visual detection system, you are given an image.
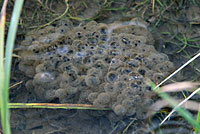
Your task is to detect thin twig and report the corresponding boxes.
[9,81,23,89]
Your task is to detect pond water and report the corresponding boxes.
[5,0,200,134]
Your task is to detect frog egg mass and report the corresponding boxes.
[17,18,174,119]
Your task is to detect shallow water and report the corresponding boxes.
[5,0,200,134]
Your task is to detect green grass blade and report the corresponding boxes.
[0,0,10,133]
[156,0,164,7]
[4,0,24,91]
[0,103,111,110]
[195,107,200,134]
[0,0,24,133]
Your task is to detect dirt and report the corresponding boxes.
[2,0,200,134]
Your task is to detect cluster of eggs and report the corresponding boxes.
[17,18,174,118]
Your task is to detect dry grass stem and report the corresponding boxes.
[159,81,200,92]
[149,99,200,115]
[9,81,23,89]
[160,86,200,125]
[154,51,200,90]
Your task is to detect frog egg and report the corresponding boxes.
[107,49,121,57]
[56,45,68,56]
[62,55,71,63]
[122,99,135,108]
[134,53,145,61]
[93,99,105,108]
[113,104,127,116]
[109,41,120,49]
[96,92,111,105]
[106,71,118,83]
[90,54,102,63]
[85,75,100,87]
[131,38,144,47]
[55,26,69,34]
[73,39,83,48]
[154,61,174,73]
[58,63,73,72]
[114,81,127,93]
[152,73,164,83]
[87,68,103,79]
[97,23,108,35]
[137,67,148,76]
[141,58,151,68]
[103,56,112,64]
[24,66,36,77]
[75,29,85,39]
[91,31,100,39]
[129,82,143,96]
[116,93,125,103]
[119,75,130,81]
[84,21,98,30]
[109,58,123,70]
[147,53,160,65]
[82,56,92,65]
[33,72,55,85]
[117,67,132,75]
[45,90,56,101]
[122,87,137,100]
[38,36,52,44]
[43,60,60,71]
[157,53,169,62]
[33,86,46,99]
[127,59,140,68]
[74,41,88,51]
[136,44,156,54]
[128,82,142,90]
[27,41,40,52]
[93,59,108,71]
[132,95,142,104]
[100,35,108,42]
[25,80,34,90]
[88,92,99,103]
[58,35,73,46]
[63,69,79,83]
[95,48,105,55]
[104,83,116,93]
[85,49,95,57]
[56,18,73,28]
[128,74,140,81]
[65,86,78,95]
[121,37,131,45]
[126,107,136,116]
[67,49,75,56]
[35,64,45,73]
[87,37,98,45]
[39,33,61,44]
[55,88,67,99]
[73,52,86,59]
